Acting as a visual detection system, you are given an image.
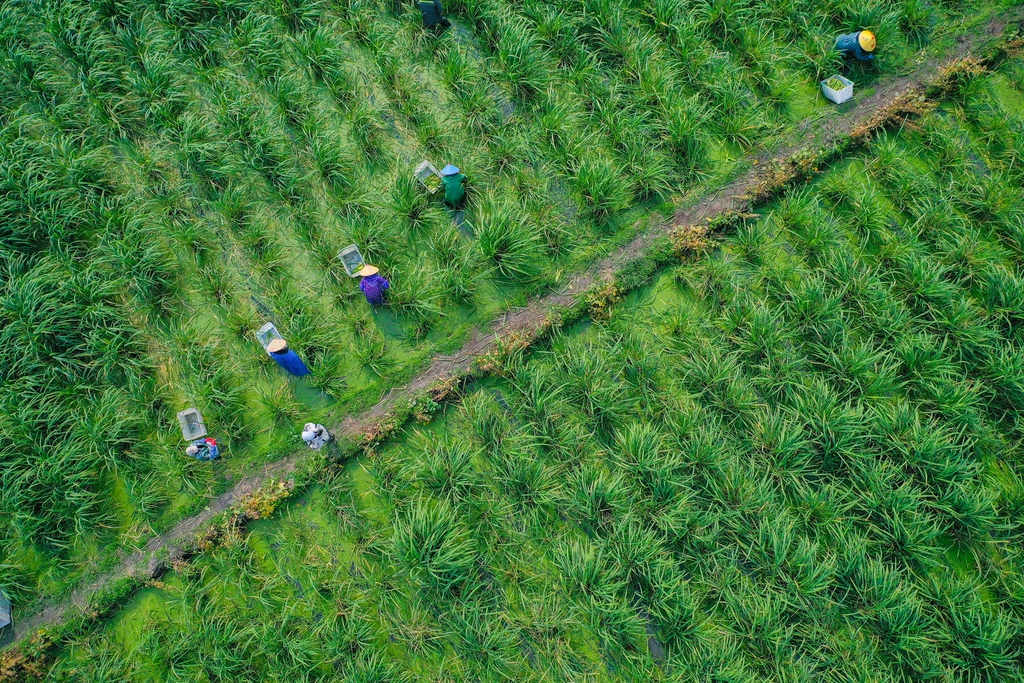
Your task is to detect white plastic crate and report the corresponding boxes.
[821,75,853,104]
[337,244,366,278]
[177,408,207,440]
[255,322,283,350]
[414,160,442,194]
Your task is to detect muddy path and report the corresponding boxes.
[7,11,1020,651]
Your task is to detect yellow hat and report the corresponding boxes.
[267,339,288,353]
[859,30,876,52]
[358,264,379,277]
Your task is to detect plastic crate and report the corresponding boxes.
[821,75,853,104]
[414,160,442,194]
[0,588,11,646]
[337,244,366,278]
[255,322,283,350]
[177,408,207,440]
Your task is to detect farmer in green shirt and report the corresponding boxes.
[441,164,466,208]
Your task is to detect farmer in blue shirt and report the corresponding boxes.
[267,338,311,376]
[836,30,876,61]
[419,0,451,29]
[186,437,220,461]
[358,265,390,306]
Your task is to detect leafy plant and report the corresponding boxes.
[392,498,477,594]
[473,195,546,280]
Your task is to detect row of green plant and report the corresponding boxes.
[1,0,1016,608]
[42,61,1024,682]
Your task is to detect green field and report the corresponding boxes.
[3,0,1010,604]
[23,53,1024,680]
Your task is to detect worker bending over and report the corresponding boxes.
[267,339,311,377]
[358,265,390,306]
[186,437,220,461]
[301,423,331,450]
[836,30,876,61]
[419,0,450,29]
[441,164,466,208]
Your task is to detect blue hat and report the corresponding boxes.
[441,164,460,176]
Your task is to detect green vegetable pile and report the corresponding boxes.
[423,173,443,193]
[825,76,847,91]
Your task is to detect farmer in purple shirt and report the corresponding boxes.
[358,264,390,306]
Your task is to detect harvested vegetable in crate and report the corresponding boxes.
[423,174,442,193]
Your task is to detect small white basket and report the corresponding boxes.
[821,75,853,104]
[177,408,207,440]
[414,160,442,194]
[255,322,283,350]
[337,244,366,278]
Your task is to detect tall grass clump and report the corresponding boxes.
[430,227,483,303]
[392,498,477,594]
[387,265,444,338]
[472,194,546,280]
[572,154,635,223]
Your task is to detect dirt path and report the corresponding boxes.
[7,11,1019,651]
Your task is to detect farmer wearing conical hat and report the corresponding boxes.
[301,422,331,450]
[440,164,466,208]
[267,338,311,376]
[836,30,876,61]
[358,264,390,307]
